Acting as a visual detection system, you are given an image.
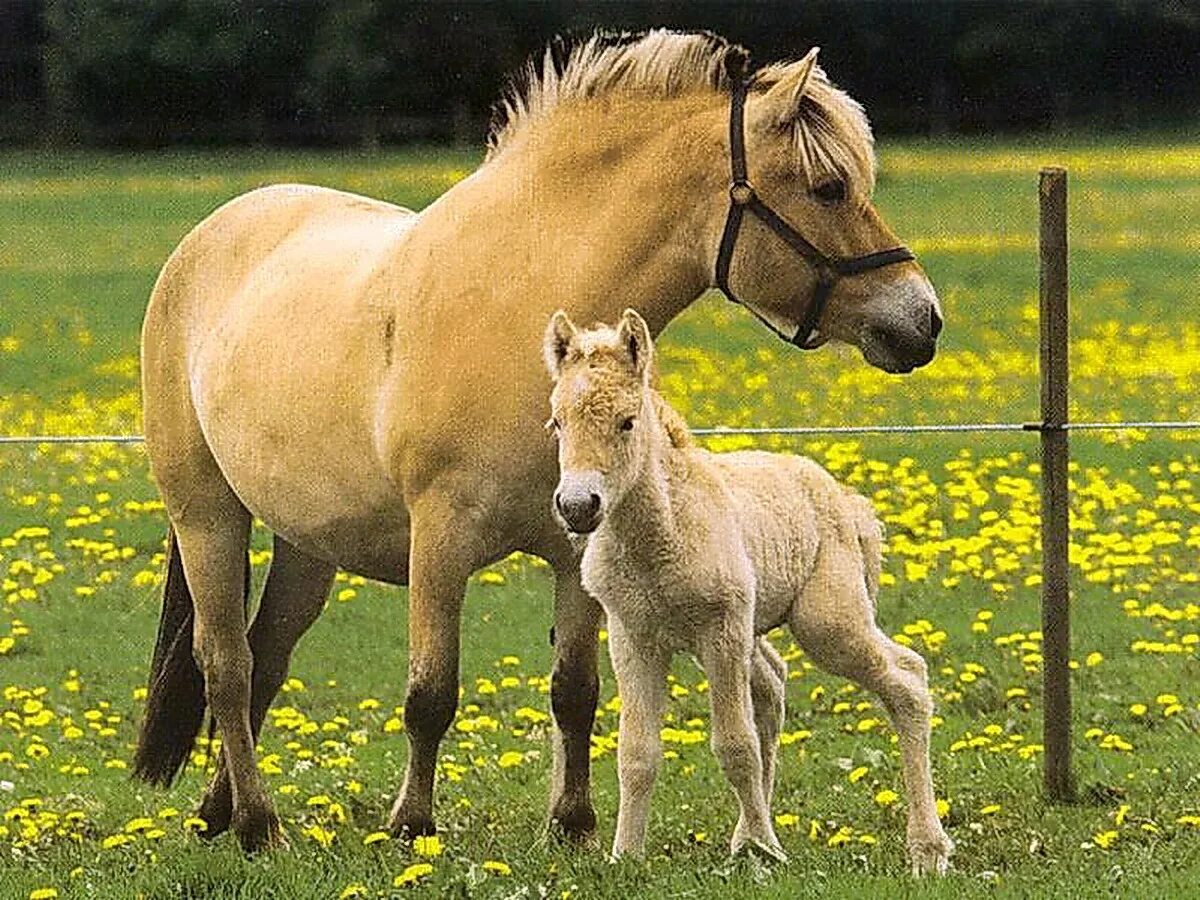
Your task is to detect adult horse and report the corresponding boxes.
[133,30,943,852]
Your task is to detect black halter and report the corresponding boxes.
[714,77,916,349]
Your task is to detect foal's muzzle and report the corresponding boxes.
[554,488,603,534]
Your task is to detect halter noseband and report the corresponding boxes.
[714,77,916,349]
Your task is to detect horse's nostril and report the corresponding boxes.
[930,307,943,339]
[587,493,601,514]
[554,493,567,517]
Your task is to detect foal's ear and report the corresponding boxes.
[762,47,820,122]
[543,310,578,380]
[617,308,653,381]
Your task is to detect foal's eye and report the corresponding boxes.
[812,179,847,206]
[619,416,636,433]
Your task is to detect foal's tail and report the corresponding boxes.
[849,494,884,604]
[132,527,207,787]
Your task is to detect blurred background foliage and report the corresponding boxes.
[0,0,1198,148]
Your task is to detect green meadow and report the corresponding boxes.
[0,139,1198,898]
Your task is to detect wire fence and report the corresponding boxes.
[2,419,1199,445]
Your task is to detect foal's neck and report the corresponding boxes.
[606,414,685,555]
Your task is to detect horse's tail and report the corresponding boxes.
[132,526,207,787]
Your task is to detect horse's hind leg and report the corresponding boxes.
[750,638,786,806]
[172,499,284,853]
[197,535,336,836]
[790,548,952,876]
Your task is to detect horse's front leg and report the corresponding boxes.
[388,496,481,838]
[548,567,602,843]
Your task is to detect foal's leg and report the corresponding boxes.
[174,506,283,852]
[607,620,668,859]
[197,535,336,836]
[750,638,786,806]
[701,624,786,862]
[790,549,952,876]
[548,568,602,842]
[388,498,481,838]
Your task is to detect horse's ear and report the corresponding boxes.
[543,310,578,380]
[617,308,653,381]
[762,47,820,121]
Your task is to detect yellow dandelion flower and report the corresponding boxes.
[1093,830,1119,849]
[340,885,370,899]
[497,751,524,768]
[363,831,390,846]
[482,860,512,876]
[848,766,869,783]
[394,863,434,887]
[874,789,900,807]
[980,804,1001,816]
[413,834,442,857]
[775,813,799,828]
[29,889,59,900]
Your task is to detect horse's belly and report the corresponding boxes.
[184,206,413,578]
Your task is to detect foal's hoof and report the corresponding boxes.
[908,831,953,876]
[234,809,288,854]
[731,834,789,864]
[549,801,598,846]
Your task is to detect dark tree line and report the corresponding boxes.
[1,1,1198,148]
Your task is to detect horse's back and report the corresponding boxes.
[142,184,420,576]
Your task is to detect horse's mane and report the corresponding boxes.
[486,29,876,196]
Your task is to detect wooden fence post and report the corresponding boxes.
[1039,167,1074,802]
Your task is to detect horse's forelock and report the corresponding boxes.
[752,60,877,198]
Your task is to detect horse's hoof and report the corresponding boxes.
[908,831,953,876]
[549,801,598,846]
[388,809,437,840]
[234,809,287,854]
[195,786,233,840]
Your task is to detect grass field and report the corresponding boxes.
[1,138,1199,898]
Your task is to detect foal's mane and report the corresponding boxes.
[486,29,876,195]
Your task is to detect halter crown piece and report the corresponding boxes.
[713,73,916,349]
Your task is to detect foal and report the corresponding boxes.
[543,309,953,874]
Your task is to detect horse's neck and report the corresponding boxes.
[442,96,725,335]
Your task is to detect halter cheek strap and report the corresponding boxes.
[714,77,916,349]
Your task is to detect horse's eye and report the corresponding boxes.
[619,416,636,432]
[812,179,847,206]
[545,416,560,433]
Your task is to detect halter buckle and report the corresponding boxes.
[729,180,756,206]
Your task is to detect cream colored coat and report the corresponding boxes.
[546,309,953,873]
[135,31,942,853]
